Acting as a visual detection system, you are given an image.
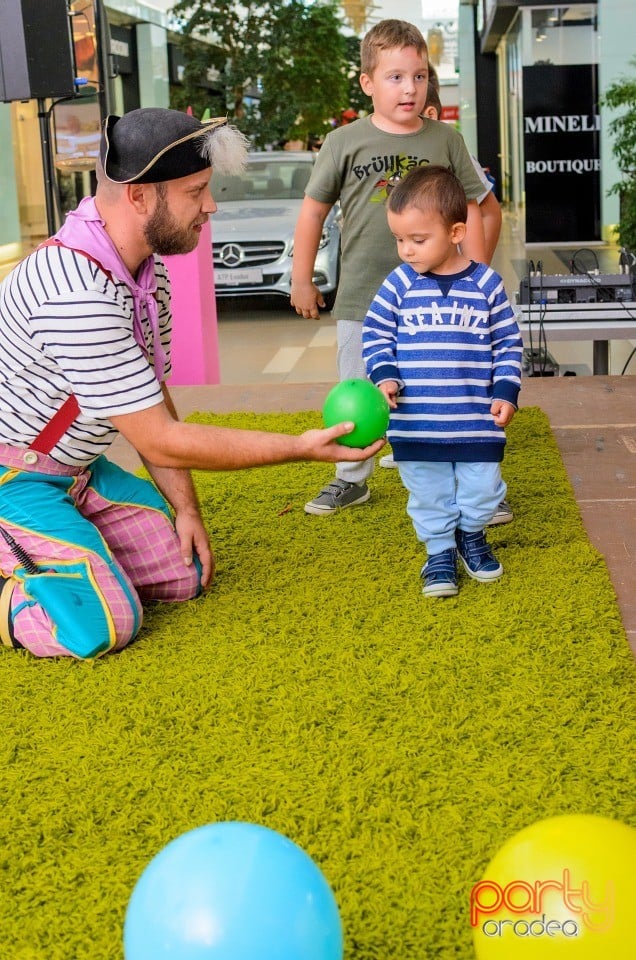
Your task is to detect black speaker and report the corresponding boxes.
[0,0,75,102]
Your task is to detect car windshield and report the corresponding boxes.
[213,158,312,202]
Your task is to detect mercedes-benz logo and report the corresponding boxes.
[219,243,243,267]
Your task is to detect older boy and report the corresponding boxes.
[291,19,486,516]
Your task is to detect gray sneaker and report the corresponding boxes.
[488,499,513,526]
[304,479,370,515]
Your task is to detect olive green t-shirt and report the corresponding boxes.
[306,115,484,322]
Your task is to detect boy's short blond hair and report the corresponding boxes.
[360,19,428,76]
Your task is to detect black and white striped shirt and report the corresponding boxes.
[0,244,172,466]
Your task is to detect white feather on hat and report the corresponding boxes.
[101,108,250,183]
[199,123,250,175]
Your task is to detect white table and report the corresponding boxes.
[517,301,636,374]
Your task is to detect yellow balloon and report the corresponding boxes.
[471,815,636,958]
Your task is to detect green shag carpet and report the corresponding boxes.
[1,407,635,959]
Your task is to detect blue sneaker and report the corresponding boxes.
[421,548,458,598]
[456,529,503,582]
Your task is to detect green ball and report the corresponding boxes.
[322,378,390,448]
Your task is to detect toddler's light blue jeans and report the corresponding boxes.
[398,460,506,555]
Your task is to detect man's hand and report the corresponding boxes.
[174,508,215,589]
[491,399,516,427]
[290,279,324,319]
[297,422,385,462]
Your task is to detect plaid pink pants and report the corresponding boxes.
[0,446,201,658]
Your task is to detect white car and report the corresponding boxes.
[211,151,341,308]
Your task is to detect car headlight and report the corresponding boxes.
[317,225,332,250]
[289,225,332,258]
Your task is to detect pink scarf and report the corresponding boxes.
[53,196,167,379]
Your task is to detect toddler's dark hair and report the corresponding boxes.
[387,165,468,227]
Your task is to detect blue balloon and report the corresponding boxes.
[123,822,344,960]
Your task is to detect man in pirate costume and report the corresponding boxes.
[0,108,383,659]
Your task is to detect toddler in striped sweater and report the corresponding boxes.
[362,164,522,597]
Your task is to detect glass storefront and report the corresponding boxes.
[500,12,523,212]
[0,0,169,274]
[495,4,601,243]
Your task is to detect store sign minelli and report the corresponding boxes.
[523,63,601,243]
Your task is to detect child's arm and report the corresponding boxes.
[378,381,400,409]
[487,273,523,419]
[362,275,404,395]
[479,191,503,264]
[462,200,487,264]
[491,399,516,426]
[290,196,334,319]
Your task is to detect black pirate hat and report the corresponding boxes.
[100,108,229,183]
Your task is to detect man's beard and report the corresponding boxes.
[144,193,202,256]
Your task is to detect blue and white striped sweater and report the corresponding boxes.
[362,261,522,462]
